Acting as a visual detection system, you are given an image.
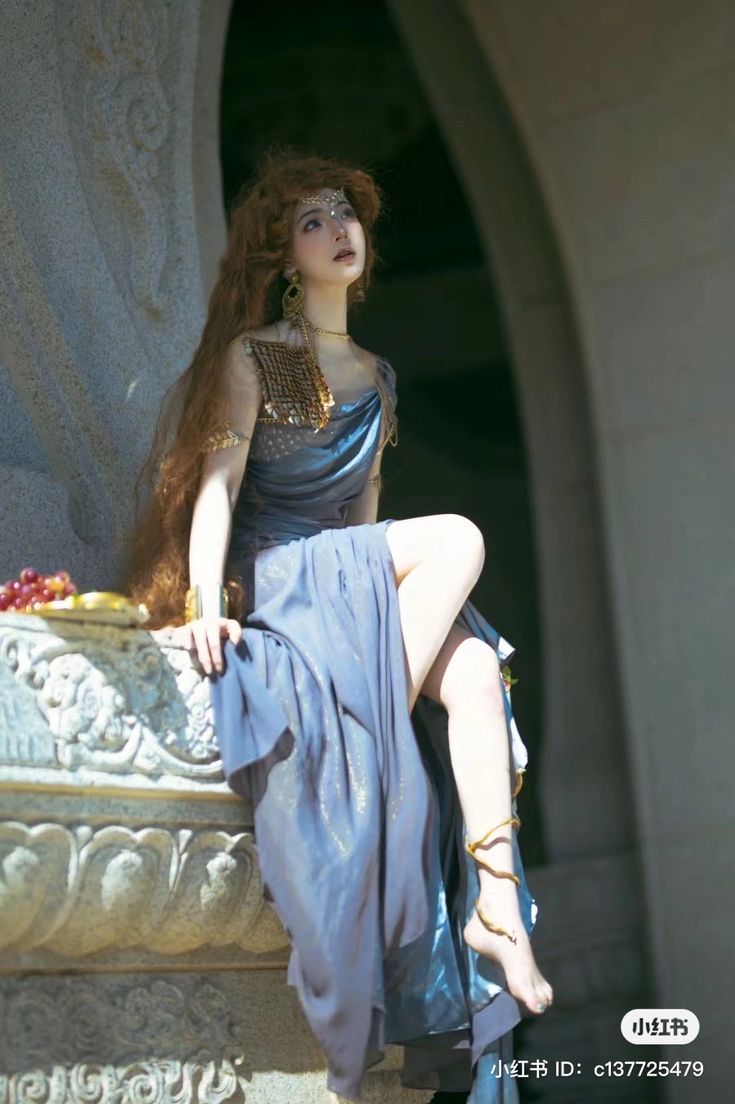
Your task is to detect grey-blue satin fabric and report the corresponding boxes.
[209,357,536,1102]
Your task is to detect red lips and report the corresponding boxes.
[333,248,355,260]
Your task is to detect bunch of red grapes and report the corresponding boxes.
[0,568,78,613]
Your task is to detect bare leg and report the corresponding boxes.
[421,623,554,1015]
[383,514,486,712]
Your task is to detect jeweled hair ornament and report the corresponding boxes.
[298,188,348,218]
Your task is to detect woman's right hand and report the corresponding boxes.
[165,617,243,676]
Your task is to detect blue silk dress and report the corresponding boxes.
[209,353,537,1103]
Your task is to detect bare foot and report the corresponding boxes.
[463,882,553,1015]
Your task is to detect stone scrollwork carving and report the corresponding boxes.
[66,0,173,316]
[0,618,224,781]
[0,1061,244,1104]
[0,978,248,1102]
[0,822,288,956]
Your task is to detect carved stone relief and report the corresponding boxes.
[0,821,288,956]
[0,617,223,782]
[0,660,56,766]
[0,977,248,1102]
[59,0,173,318]
[0,1061,244,1104]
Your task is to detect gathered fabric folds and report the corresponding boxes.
[208,356,537,1102]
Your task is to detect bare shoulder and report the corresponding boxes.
[351,341,388,380]
[246,319,291,344]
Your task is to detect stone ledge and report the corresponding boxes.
[0,615,287,971]
[0,613,230,788]
[0,971,421,1103]
[0,820,289,961]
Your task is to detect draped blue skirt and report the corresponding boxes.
[210,517,537,1102]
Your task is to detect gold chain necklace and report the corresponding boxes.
[306,318,351,340]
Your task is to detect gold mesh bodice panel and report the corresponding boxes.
[241,334,398,456]
[243,336,334,431]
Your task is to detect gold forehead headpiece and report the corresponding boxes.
[298,187,348,218]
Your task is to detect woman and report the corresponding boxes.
[126,147,553,1104]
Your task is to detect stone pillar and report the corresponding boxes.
[386,0,634,864]
[0,0,230,590]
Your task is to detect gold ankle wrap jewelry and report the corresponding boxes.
[466,815,522,945]
[466,816,522,882]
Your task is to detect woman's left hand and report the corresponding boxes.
[151,618,243,676]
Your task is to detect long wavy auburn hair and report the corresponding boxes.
[123,146,383,628]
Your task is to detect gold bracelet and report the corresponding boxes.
[184,584,229,622]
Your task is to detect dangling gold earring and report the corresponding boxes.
[282,271,303,321]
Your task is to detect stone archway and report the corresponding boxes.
[386,1,634,867]
[386,2,652,1097]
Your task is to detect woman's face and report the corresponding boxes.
[286,187,365,290]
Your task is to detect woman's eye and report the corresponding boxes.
[303,207,356,231]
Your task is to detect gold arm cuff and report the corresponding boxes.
[184,584,229,622]
[203,429,251,453]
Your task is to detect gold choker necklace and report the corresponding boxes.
[307,319,351,340]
